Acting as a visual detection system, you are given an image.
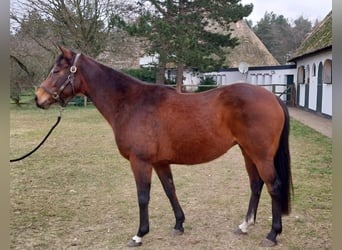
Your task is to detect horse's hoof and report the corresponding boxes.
[171,228,184,236]
[127,239,142,247]
[261,238,277,247]
[233,228,248,235]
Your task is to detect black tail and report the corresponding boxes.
[274,98,293,215]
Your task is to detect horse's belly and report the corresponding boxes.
[168,137,234,165]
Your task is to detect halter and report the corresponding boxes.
[40,53,81,107]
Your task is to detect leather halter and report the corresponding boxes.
[40,53,81,107]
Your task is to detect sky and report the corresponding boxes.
[10,0,332,29]
[240,0,332,25]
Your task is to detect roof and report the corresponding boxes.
[288,11,332,62]
[166,19,280,69]
[224,20,280,67]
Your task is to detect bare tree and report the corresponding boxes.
[10,9,57,105]
[11,0,135,57]
[10,0,137,104]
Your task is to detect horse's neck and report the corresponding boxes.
[80,57,142,125]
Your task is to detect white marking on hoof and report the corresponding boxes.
[132,235,142,243]
[238,221,249,233]
[127,235,142,247]
[238,215,255,233]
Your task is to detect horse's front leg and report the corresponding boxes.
[127,157,153,247]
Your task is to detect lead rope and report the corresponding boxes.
[10,108,64,163]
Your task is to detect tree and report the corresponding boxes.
[10,55,34,105]
[112,0,253,91]
[253,12,289,64]
[10,9,57,105]
[11,0,137,58]
[253,12,313,64]
[292,16,312,49]
[10,0,136,104]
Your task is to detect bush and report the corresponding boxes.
[71,96,85,106]
[196,76,217,92]
[122,67,157,83]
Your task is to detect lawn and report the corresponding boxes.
[10,105,332,249]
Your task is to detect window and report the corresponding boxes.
[323,59,332,84]
[306,64,310,83]
[312,63,316,77]
[297,66,305,84]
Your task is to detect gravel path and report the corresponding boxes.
[288,107,332,138]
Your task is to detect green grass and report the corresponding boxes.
[10,106,332,249]
[286,117,332,249]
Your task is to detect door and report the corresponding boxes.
[286,75,294,105]
[316,62,323,113]
[304,83,309,108]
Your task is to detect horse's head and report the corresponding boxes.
[35,46,81,109]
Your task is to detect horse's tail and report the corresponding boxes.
[274,98,293,215]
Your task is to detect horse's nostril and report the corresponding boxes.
[34,95,43,109]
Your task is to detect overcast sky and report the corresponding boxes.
[10,0,332,27]
[240,0,332,24]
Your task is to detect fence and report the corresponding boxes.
[257,83,295,106]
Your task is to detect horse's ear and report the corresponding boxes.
[58,46,73,60]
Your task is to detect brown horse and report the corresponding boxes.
[35,47,292,247]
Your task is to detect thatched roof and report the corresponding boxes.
[288,11,332,62]
[107,18,280,69]
[224,20,280,67]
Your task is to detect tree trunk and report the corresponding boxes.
[155,46,168,84]
[156,60,166,84]
[176,63,184,93]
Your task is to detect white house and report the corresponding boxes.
[288,11,332,117]
[204,64,296,102]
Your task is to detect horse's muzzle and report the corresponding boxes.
[35,95,49,109]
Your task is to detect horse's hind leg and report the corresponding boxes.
[262,174,283,247]
[251,159,284,247]
[235,148,264,235]
[154,164,185,235]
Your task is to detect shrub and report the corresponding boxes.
[122,67,157,83]
[197,76,217,92]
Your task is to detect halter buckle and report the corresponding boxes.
[52,92,59,100]
[70,66,77,73]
